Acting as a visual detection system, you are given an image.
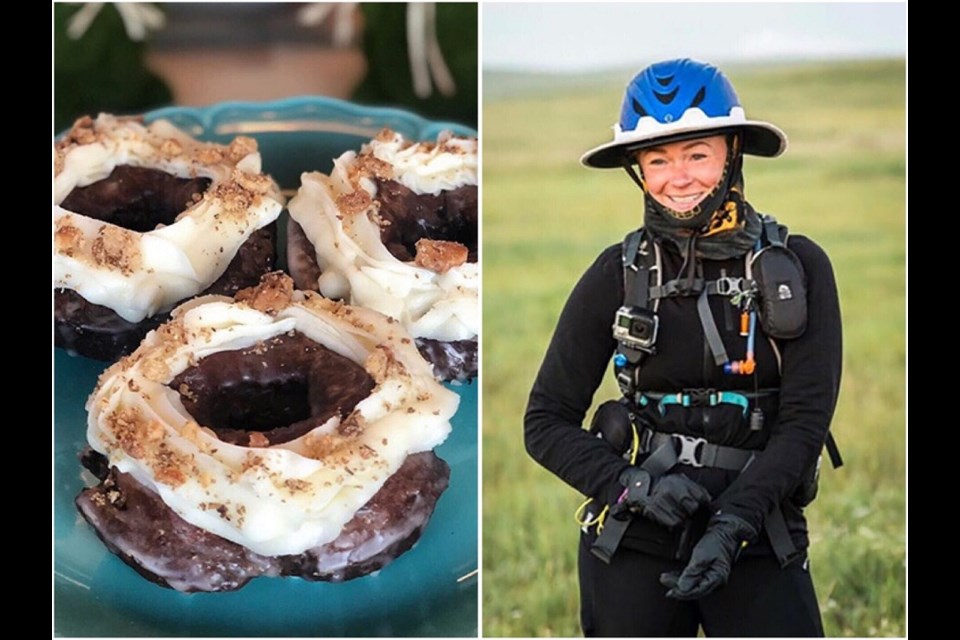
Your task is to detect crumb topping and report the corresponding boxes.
[54,149,66,176]
[207,180,255,219]
[354,153,395,181]
[58,115,98,149]
[227,136,258,162]
[91,225,142,275]
[159,139,183,157]
[232,167,273,195]
[374,128,401,144]
[364,345,409,384]
[338,412,367,437]
[196,146,224,165]
[54,221,84,257]
[178,383,198,403]
[283,478,312,493]
[236,272,295,314]
[247,432,270,448]
[336,188,375,217]
[414,238,469,273]
[303,432,342,459]
[107,406,150,459]
[153,443,189,487]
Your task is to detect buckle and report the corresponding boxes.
[674,435,707,467]
[715,276,744,296]
[682,388,716,407]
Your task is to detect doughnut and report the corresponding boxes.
[76,273,458,591]
[286,128,478,382]
[54,114,284,361]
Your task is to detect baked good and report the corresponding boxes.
[54,114,284,361]
[76,273,458,591]
[286,128,478,382]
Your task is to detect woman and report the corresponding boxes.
[524,59,841,636]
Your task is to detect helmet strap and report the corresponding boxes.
[621,159,646,191]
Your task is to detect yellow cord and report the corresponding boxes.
[574,498,610,532]
[574,497,594,525]
[595,506,611,533]
[574,421,641,533]
[574,419,640,534]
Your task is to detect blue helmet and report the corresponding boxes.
[581,59,787,168]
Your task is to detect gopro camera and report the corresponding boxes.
[612,305,659,352]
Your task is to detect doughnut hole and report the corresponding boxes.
[169,332,375,446]
[375,180,478,263]
[60,166,212,231]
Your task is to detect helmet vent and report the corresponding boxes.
[632,98,647,117]
[690,86,706,109]
[654,87,679,105]
[655,75,673,87]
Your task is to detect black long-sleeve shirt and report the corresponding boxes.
[524,232,842,555]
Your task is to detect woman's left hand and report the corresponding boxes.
[659,512,757,599]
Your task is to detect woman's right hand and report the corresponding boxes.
[619,470,712,529]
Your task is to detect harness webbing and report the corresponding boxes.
[604,217,842,568]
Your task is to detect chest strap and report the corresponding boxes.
[650,275,751,300]
[641,430,756,470]
[634,388,778,415]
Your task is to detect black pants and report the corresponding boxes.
[578,533,824,637]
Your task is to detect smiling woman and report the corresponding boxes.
[635,135,728,216]
[523,58,842,637]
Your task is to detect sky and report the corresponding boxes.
[482,2,907,72]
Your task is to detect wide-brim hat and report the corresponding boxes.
[581,106,788,169]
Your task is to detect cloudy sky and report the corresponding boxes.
[482,2,907,72]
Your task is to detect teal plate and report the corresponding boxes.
[53,98,478,637]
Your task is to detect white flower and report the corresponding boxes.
[296,3,359,47]
[66,2,165,42]
[297,2,456,99]
[407,2,456,98]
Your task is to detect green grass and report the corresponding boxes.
[481,59,905,637]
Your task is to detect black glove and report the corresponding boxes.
[659,512,758,600]
[640,474,712,528]
[613,466,653,517]
[617,469,711,529]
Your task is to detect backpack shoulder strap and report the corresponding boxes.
[621,227,652,308]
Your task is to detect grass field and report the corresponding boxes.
[481,59,906,637]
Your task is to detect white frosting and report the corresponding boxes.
[54,114,284,323]
[287,131,478,342]
[366,130,477,196]
[86,289,457,557]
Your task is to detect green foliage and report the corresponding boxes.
[54,4,171,132]
[482,60,905,636]
[354,3,478,127]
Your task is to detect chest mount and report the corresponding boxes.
[613,215,807,399]
[588,215,841,568]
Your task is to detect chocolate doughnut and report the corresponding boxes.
[77,273,458,591]
[54,114,284,361]
[287,128,478,382]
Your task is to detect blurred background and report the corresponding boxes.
[53,2,478,132]
[482,2,906,636]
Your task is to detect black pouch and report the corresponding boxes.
[751,245,807,339]
[589,399,635,456]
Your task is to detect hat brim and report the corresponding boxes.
[580,121,787,169]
